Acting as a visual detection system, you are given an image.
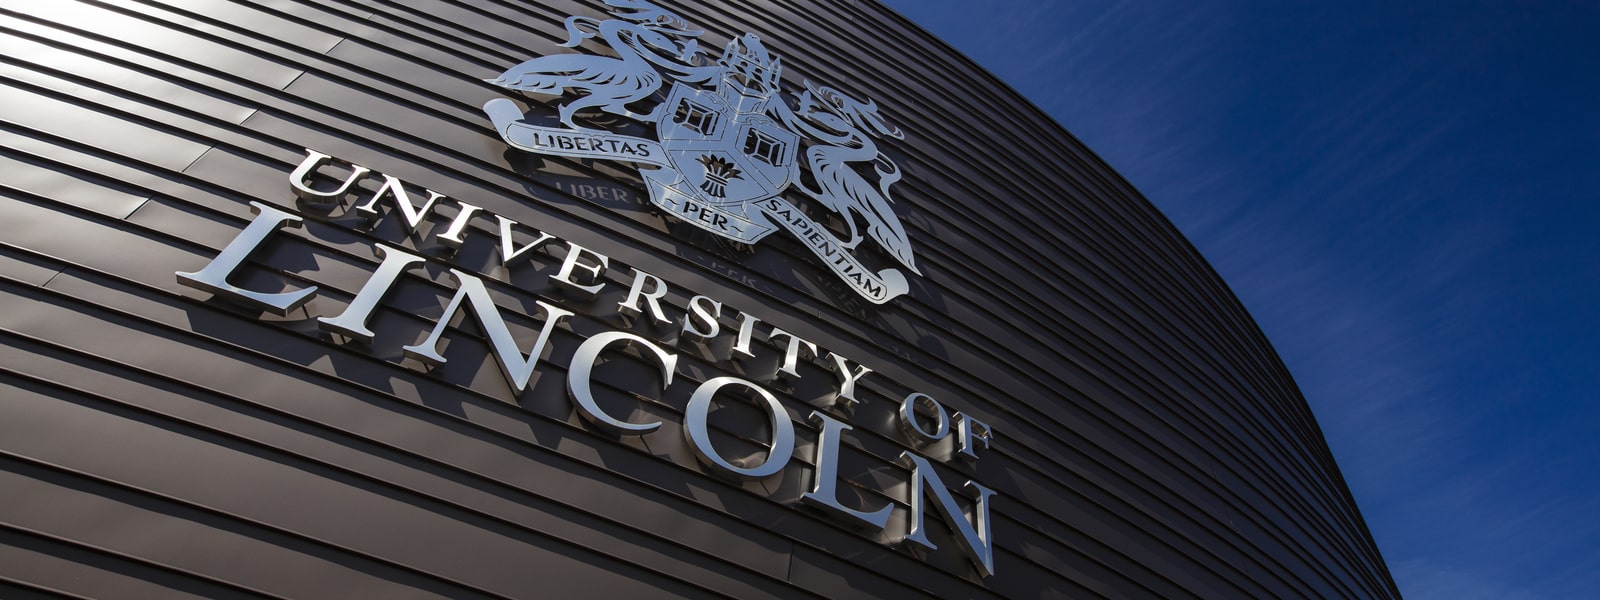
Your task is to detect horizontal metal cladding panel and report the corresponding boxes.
[0,0,1399,598]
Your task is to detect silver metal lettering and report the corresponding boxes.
[766,327,817,382]
[683,376,795,479]
[356,174,446,232]
[730,311,761,360]
[955,412,995,462]
[436,202,484,249]
[680,295,723,340]
[550,242,609,296]
[898,392,950,445]
[496,215,556,266]
[826,352,872,409]
[617,269,671,324]
[801,411,892,529]
[289,149,370,204]
[402,269,574,392]
[899,452,997,578]
[316,244,426,343]
[567,331,676,434]
[176,201,318,315]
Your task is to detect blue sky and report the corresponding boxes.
[880,1,1600,597]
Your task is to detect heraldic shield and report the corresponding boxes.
[642,81,800,244]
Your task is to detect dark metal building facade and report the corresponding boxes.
[0,0,1400,597]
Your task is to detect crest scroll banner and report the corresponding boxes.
[485,99,670,167]
[756,196,908,303]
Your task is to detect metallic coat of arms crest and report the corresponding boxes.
[482,0,919,304]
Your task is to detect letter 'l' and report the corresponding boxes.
[801,411,893,530]
[176,201,318,315]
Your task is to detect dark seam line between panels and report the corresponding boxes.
[0,522,285,600]
[0,576,92,600]
[0,450,513,600]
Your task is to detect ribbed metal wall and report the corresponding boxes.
[0,0,1399,597]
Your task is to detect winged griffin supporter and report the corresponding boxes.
[482,0,920,304]
[487,0,715,127]
[775,82,918,276]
